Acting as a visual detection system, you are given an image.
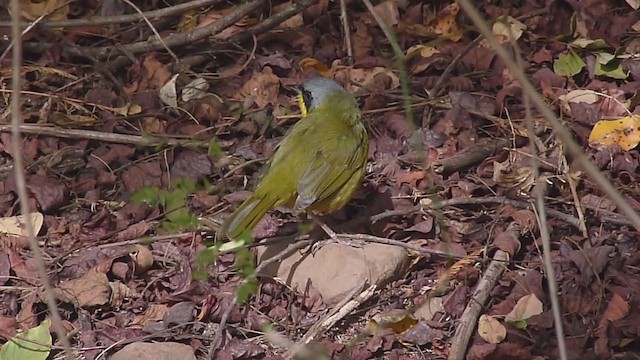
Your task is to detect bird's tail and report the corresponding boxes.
[220,194,278,240]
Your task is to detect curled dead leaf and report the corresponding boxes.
[236,67,280,108]
[0,213,43,237]
[492,230,520,257]
[367,309,417,335]
[478,314,506,344]
[9,0,69,21]
[505,294,543,327]
[129,245,154,274]
[54,269,110,308]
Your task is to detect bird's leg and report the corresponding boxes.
[308,213,340,241]
[307,213,364,253]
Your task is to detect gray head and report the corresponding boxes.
[298,77,349,112]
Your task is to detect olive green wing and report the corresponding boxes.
[292,125,368,214]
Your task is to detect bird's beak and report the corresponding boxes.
[285,85,308,116]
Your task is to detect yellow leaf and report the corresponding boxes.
[589,115,640,151]
[366,309,417,335]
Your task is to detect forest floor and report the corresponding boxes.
[1,0,640,359]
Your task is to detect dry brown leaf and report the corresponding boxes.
[367,309,417,335]
[200,10,253,40]
[332,63,400,92]
[130,245,154,274]
[505,293,543,323]
[236,67,280,108]
[54,269,110,308]
[478,314,507,344]
[493,160,534,194]
[109,281,137,308]
[9,0,69,21]
[489,16,526,44]
[602,292,630,322]
[50,112,100,128]
[399,3,462,41]
[0,213,43,237]
[372,0,399,27]
[177,9,198,33]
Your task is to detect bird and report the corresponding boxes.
[220,77,369,241]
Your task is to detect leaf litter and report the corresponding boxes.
[1,0,640,359]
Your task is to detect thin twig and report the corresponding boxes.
[448,244,512,359]
[370,195,583,229]
[177,0,320,68]
[340,0,354,63]
[120,0,179,63]
[0,12,46,62]
[285,284,377,359]
[0,0,221,28]
[336,233,460,258]
[430,35,484,98]
[532,180,568,358]
[0,124,208,147]
[565,172,589,238]
[20,0,265,60]
[8,1,74,358]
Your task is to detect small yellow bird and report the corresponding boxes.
[220,77,369,240]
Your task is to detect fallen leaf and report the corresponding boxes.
[372,0,399,27]
[478,314,506,344]
[159,74,179,107]
[602,292,630,322]
[589,115,640,151]
[236,66,280,108]
[367,309,417,335]
[490,16,526,44]
[9,0,69,21]
[558,89,600,116]
[54,269,110,308]
[399,3,462,41]
[505,293,543,327]
[0,213,43,237]
[0,319,51,360]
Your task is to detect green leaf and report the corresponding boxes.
[196,247,219,267]
[192,269,209,281]
[208,138,223,158]
[594,52,628,79]
[219,239,245,252]
[595,52,616,65]
[571,38,609,50]
[234,248,256,278]
[174,178,196,193]
[0,319,52,360]
[509,319,528,330]
[131,186,161,206]
[553,50,585,77]
[236,276,258,304]
[167,207,196,228]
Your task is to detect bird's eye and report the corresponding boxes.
[301,89,313,111]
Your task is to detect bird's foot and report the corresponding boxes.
[306,213,364,254]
